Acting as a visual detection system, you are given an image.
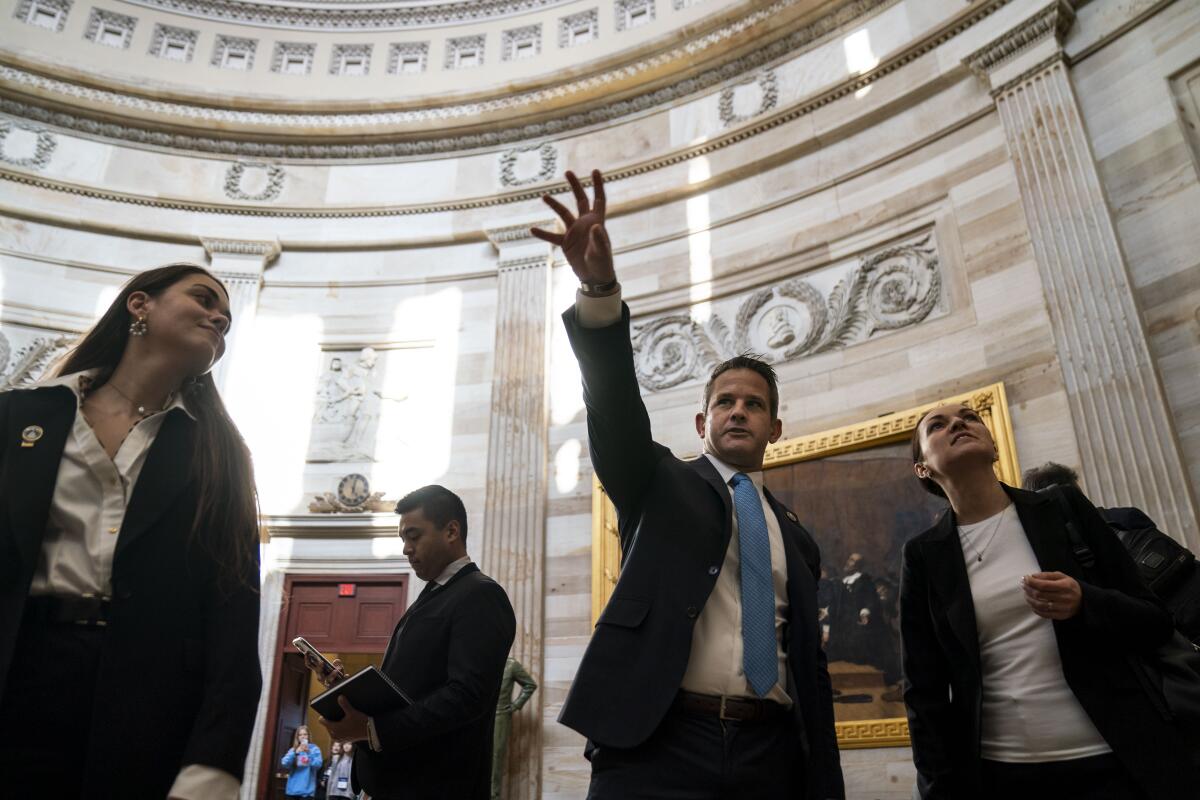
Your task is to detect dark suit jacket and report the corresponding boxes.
[353,562,516,800]
[0,385,262,796]
[900,484,1200,799]
[561,305,844,800]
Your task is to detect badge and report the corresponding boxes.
[337,778,349,790]
[20,425,43,448]
[785,510,799,523]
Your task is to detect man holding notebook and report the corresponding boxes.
[316,485,516,800]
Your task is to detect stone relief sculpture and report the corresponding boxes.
[223,160,285,201]
[499,142,557,187]
[0,328,75,388]
[718,69,778,127]
[0,121,57,170]
[631,231,943,391]
[308,347,408,462]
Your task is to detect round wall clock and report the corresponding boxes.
[337,473,370,507]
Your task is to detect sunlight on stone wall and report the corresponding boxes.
[687,157,713,324]
[233,311,323,514]
[843,27,879,99]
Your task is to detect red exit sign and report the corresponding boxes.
[337,583,356,597]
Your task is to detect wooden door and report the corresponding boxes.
[258,575,407,800]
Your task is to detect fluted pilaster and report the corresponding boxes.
[480,221,555,800]
[966,2,1199,545]
[200,236,280,394]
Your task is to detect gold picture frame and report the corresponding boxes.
[590,381,1020,748]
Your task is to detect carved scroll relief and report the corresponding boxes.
[631,231,944,391]
[0,326,75,388]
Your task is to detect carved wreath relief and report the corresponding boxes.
[0,120,57,169]
[718,69,778,127]
[499,142,557,187]
[631,232,943,391]
[223,160,285,201]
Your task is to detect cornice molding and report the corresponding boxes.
[0,0,898,158]
[0,0,1005,218]
[120,0,577,31]
[964,0,1074,79]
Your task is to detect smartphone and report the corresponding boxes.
[293,636,339,682]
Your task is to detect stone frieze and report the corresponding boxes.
[630,232,943,391]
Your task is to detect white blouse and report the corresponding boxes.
[31,370,192,597]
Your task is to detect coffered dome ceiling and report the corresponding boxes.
[0,0,890,156]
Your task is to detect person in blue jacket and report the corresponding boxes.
[281,725,323,799]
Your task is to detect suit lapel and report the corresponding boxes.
[114,409,195,559]
[1008,486,1084,582]
[765,490,816,612]
[925,510,982,675]
[386,563,479,659]
[5,386,77,574]
[686,456,733,548]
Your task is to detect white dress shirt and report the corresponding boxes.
[959,504,1111,762]
[576,289,792,705]
[681,454,792,705]
[31,371,238,800]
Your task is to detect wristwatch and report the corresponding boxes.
[580,278,619,297]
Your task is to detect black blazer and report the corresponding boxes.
[561,305,844,800]
[353,562,516,800]
[0,385,262,796]
[900,484,1200,799]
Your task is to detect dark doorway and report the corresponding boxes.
[259,575,408,800]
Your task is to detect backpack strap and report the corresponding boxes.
[1039,485,1097,571]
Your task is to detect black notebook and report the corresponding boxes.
[310,666,412,721]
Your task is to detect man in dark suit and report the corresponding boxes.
[317,485,516,800]
[530,170,844,799]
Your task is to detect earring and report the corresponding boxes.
[129,315,148,336]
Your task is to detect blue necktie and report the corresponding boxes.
[732,472,777,697]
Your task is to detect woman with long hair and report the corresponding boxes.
[281,725,324,799]
[899,402,1198,799]
[0,264,263,798]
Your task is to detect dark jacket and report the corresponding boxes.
[560,305,845,800]
[352,562,516,800]
[900,484,1199,799]
[0,385,262,796]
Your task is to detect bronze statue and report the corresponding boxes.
[491,656,538,800]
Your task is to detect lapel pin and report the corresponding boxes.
[785,510,799,523]
[20,425,44,448]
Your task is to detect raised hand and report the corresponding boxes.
[531,169,614,286]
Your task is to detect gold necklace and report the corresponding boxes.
[965,503,1011,563]
[106,380,168,418]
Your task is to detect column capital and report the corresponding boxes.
[485,219,557,271]
[964,0,1076,91]
[200,236,281,282]
[484,220,557,251]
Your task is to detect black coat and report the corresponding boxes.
[900,484,1200,799]
[0,385,262,796]
[352,562,516,800]
[560,305,845,800]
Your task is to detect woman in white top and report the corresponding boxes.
[0,264,262,799]
[900,402,1197,799]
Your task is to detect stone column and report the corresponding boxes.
[200,237,280,394]
[965,1,1200,546]
[480,220,555,800]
